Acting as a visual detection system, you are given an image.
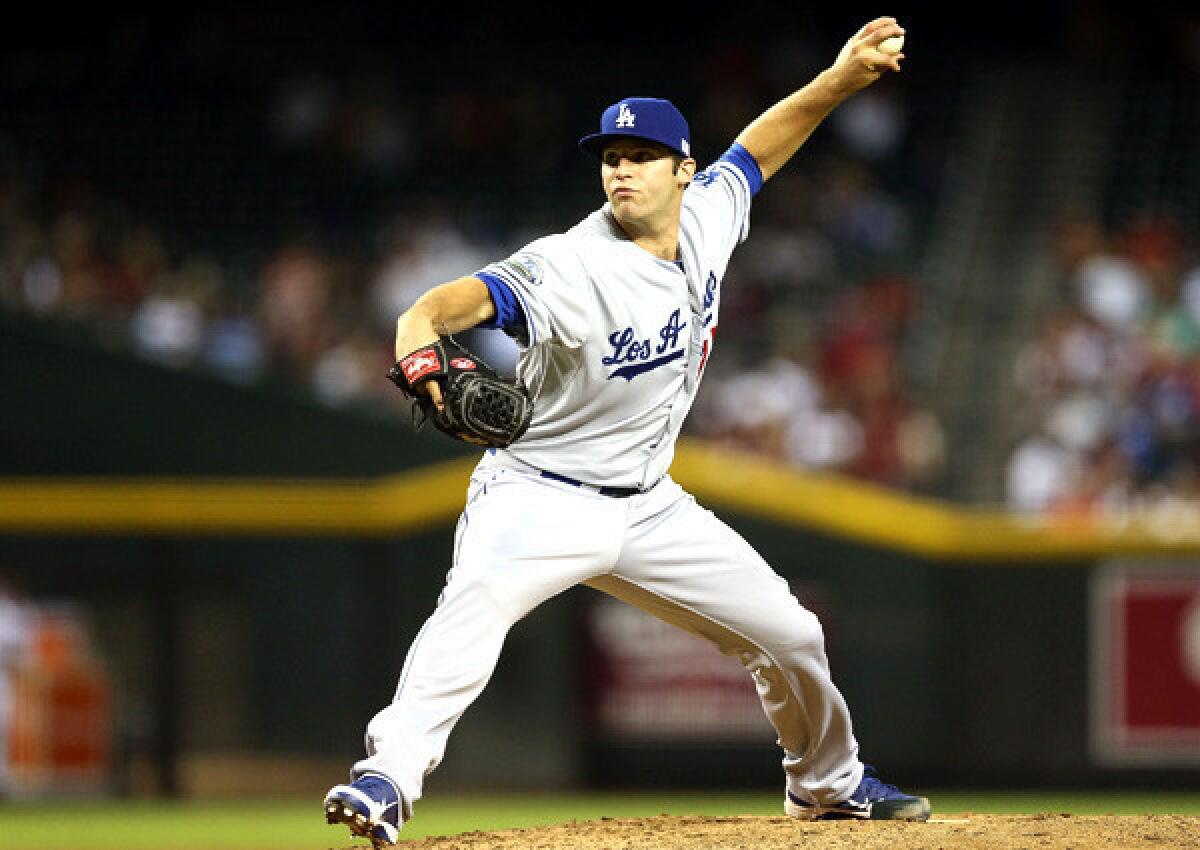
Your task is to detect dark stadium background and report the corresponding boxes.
[1,0,1198,809]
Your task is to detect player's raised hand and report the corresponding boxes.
[828,17,906,95]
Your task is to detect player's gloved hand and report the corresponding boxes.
[387,336,533,448]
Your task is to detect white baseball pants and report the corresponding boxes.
[352,463,863,818]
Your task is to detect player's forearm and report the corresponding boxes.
[737,17,904,182]
[735,69,854,182]
[395,276,496,358]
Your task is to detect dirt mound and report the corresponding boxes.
[380,813,1199,849]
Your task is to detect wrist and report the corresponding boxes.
[394,309,440,359]
[812,67,859,103]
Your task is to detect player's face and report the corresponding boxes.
[601,140,690,228]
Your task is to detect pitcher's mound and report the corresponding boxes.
[372,812,1199,850]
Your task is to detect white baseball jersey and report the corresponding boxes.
[351,144,866,821]
[474,151,755,488]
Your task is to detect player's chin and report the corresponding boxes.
[609,194,643,219]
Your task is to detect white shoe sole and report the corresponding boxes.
[785,795,931,821]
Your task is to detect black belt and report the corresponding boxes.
[540,470,641,498]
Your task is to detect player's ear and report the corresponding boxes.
[676,157,697,188]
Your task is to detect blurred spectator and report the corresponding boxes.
[202,297,266,385]
[369,214,517,374]
[19,252,63,317]
[131,261,217,368]
[895,407,947,489]
[257,240,334,375]
[817,159,913,276]
[50,213,108,322]
[109,225,166,314]
[311,328,391,409]
[1074,252,1149,333]
[785,381,864,473]
[369,214,491,329]
[1007,429,1078,513]
[1122,214,1184,301]
[831,87,907,162]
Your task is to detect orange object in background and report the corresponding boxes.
[7,661,50,791]
[5,606,112,795]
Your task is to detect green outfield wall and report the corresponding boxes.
[0,310,470,477]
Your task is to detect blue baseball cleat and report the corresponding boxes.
[323,772,403,847]
[785,764,931,821]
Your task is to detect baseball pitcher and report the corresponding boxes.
[326,17,927,847]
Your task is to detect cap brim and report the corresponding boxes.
[578,132,688,159]
[578,132,624,158]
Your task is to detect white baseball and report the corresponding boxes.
[879,35,905,55]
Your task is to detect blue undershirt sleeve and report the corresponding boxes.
[718,142,764,197]
[474,272,528,337]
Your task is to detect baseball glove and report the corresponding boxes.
[387,336,533,448]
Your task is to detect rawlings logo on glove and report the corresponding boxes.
[387,337,533,448]
[401,348,443,383]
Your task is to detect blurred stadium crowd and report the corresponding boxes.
[1007,210,1200,521]
[0,16,952,495]
[1,7,1197,514]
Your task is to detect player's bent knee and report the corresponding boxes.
[777,608,827,660]
[726,605,826,668]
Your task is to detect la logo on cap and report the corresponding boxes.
[615,103,636,128]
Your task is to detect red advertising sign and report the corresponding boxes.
[584,596,773,740]
[1090,562,1200,765]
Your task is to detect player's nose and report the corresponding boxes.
[612,158,636,179]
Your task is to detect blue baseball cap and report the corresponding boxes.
[579,97,692,160]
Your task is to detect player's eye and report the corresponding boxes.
[603,149,655,167]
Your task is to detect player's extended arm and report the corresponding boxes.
[395,275,497,409]
[735,16,905,182]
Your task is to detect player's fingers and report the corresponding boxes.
[874,24,905,44]
[862,25,904,55]
[863,53,903,75]
[864,23,904,72]
[855,16,897,39]
[867,55,904,73]
[426,381,446,413]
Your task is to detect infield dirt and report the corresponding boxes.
[351,813,1200,849]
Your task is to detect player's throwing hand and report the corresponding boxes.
[829,16,906,93]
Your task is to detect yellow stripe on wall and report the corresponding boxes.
[0,458,477,536]
[0,440,1197,559]
[670,440,1200,560]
